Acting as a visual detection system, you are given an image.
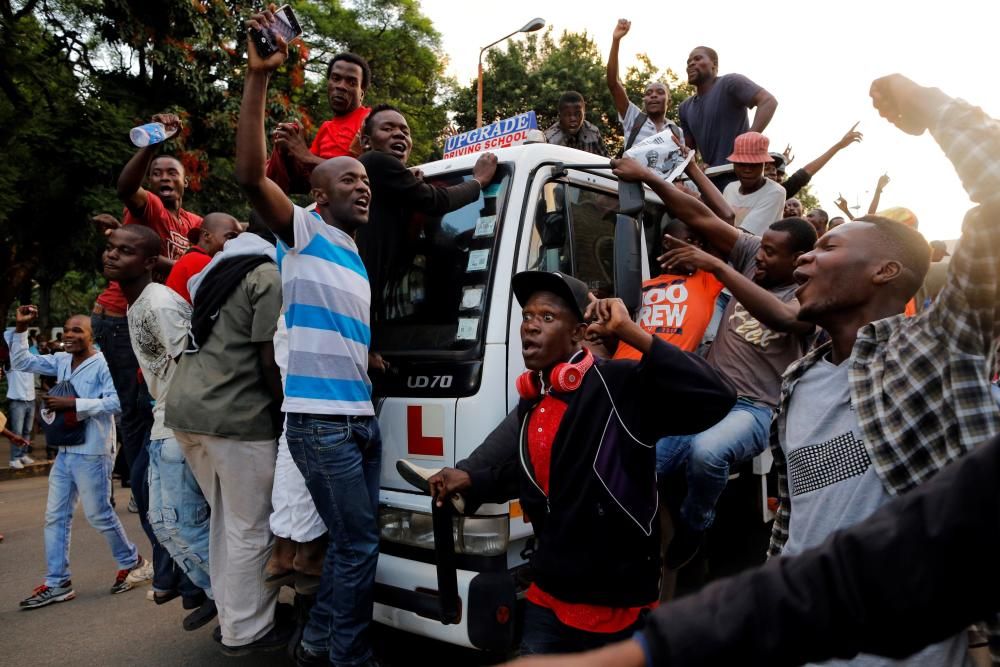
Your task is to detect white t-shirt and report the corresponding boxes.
[128,283,192,441]
[723,178,785,236]
[619,101,681,149]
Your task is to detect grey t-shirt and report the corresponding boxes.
[678,73,762,167]
[781,355,969,667]
[706,233,808,406]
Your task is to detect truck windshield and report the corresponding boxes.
[370,165,513,357]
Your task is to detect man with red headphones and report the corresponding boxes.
[412,270,735,655]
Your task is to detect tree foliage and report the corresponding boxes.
[0,0,450,322]
[450,28,693,156]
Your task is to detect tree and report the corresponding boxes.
[450,28,693,156]
[0,0,452,321]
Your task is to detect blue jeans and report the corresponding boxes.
[133,433,199,596]
[656,397,773,532]
[519,601,642,655]
[8,398,33,461]
[148,437,212,596]
[286,414,381,667]
[45,452,138,587]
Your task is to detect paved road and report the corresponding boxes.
[0,475,499,666]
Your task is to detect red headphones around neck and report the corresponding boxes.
[516,349,594,400]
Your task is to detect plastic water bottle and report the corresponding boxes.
[129,122,177,147]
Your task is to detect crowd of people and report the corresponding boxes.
[1,8,997,667]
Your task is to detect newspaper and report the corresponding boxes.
[624,128,693,183]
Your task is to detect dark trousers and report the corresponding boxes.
[91,314,153,473]
[519,601,643,656]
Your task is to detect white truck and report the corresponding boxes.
[369,142,769,652]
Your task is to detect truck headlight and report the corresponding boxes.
[379,507,510,556]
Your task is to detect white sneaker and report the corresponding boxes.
[124,556,154,586]
[19,455,35,465]
[9,459,24,470]
[396,460,465,513]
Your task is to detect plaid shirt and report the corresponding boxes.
[769,98,1000,557]
[544,120,608,157]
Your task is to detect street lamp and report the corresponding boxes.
[477,17,546,128]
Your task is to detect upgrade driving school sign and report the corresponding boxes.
[443,111,538,159]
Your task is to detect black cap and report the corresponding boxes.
[769,152,787,172]
[512,271,590,322]
[929,240,950,256]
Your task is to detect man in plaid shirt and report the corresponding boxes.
[766,74,1000,664]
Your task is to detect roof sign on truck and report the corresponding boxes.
[443,111,538,159]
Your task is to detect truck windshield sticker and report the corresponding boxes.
[473,215,497,238]
[456,318,479,340]
[460,286,484,310]
[466,249,490,272]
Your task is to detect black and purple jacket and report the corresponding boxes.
[459,336,735,608]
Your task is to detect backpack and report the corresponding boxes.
[39,377,86,447]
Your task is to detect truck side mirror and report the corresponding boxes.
[614,213,642,314]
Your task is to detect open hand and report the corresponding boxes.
[473,152,498,188]
[91,213,121,236]
[837,122,863,149]
[658,235,723,274]
[246,4,289,72]
[273,121,310,160]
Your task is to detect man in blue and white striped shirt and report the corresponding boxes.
[235,12,381,666]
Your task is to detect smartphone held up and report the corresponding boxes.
[248,4,303,58]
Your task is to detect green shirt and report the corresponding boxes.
[165,262,282,441]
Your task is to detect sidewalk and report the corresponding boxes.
[0,432,53,481]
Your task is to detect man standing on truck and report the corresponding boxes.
[409,270,735,655]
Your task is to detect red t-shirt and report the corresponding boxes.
[614,270,725,360]
[96,193,203,313]
[265,106,371,193]
[164,246,211,304]
[522,388,656,633]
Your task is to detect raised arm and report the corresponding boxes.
[872,74,1000,351]
[8,307,59,377]
[803,123,864,178]
[748,88,778,134]
[660,237,814,335]
[235,8,295,246]
[117,112,181,217]
[685,160,735,224]
[833,193,855,221]
[606,20,631,119]
[613,157,741,256]
[867,173,890,215]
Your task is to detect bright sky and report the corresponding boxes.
[420,0,1000,241]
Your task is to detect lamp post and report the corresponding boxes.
[477,17,545,128]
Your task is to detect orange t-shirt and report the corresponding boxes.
[614,270,725,360]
